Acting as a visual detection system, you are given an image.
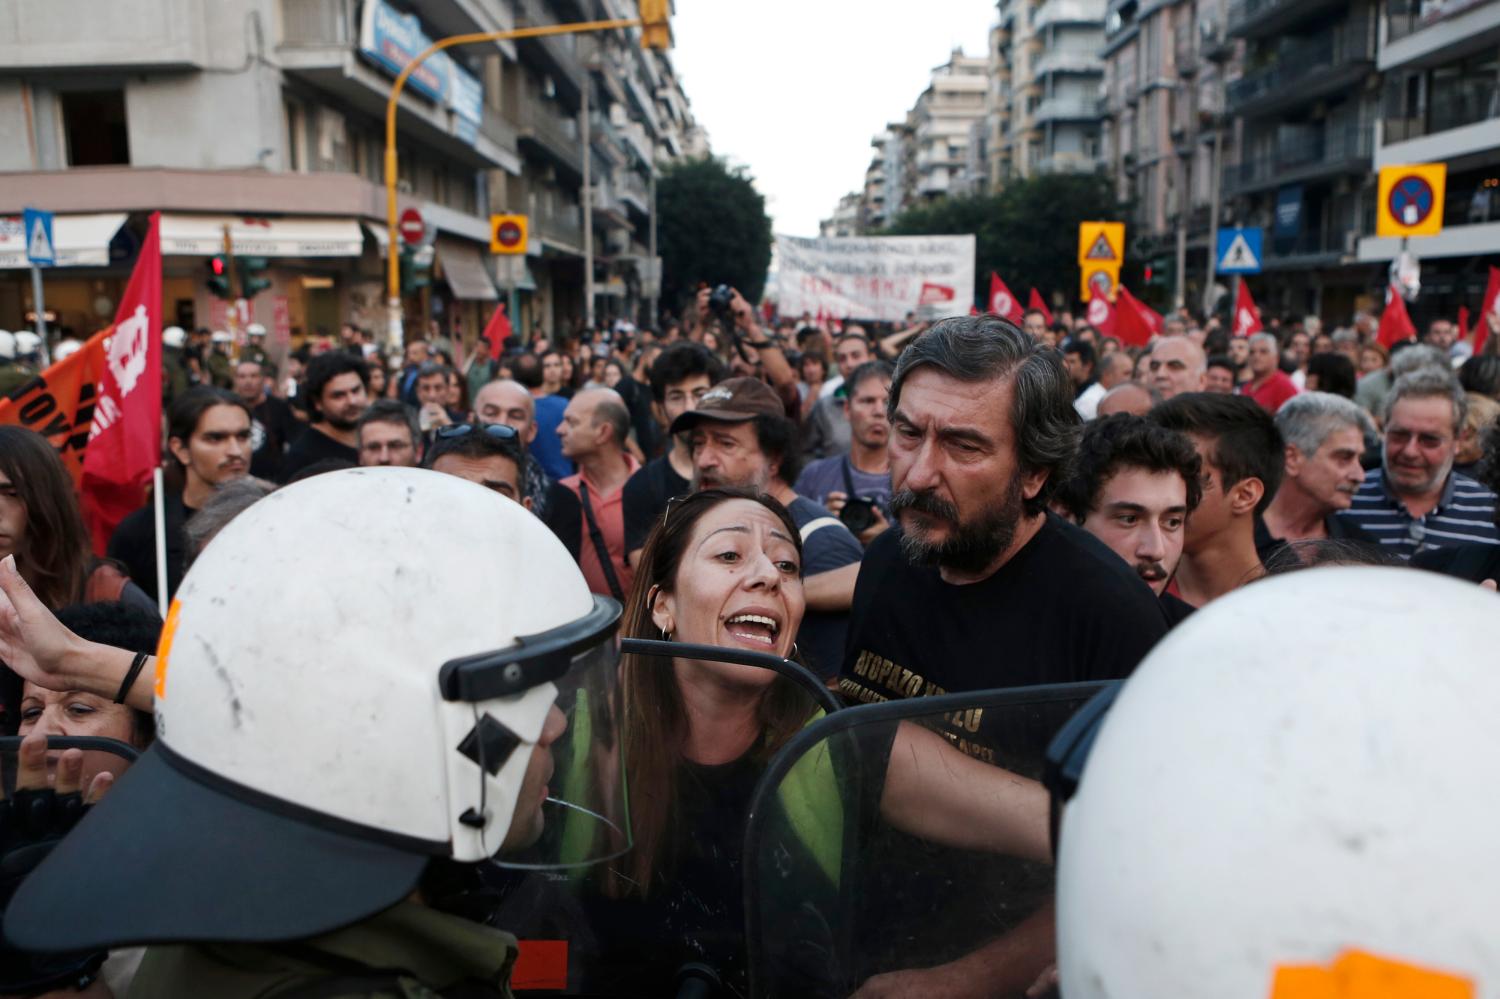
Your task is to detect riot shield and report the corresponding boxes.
[0,736,140,995]
[493,641,836,998]
[744,683,1108,999]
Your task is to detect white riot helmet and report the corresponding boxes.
[13,331,41,360]
[162,325,186,350]
[245,322,267,338]
[11,467,628,951]
[52,338,83,362]
[210,329,233,344]
[0,331,13,361]
[1056,567,1500,996]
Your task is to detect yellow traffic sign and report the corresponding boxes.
[1080,264,1119,303]
[1078,222,1124,266]
[1377,163,1447,238]
[490,214,528,255]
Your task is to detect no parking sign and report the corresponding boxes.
[1377,163,1447,239]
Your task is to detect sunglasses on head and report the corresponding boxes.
[436,423,520,441]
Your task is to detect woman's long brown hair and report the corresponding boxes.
[610,487,814,897]
[0,427,92,610]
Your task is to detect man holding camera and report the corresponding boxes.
[673,377,864,681]
[795,361,894,546]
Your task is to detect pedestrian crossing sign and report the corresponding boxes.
[1216,228,1263,274]
[22,208,54,267]
[1077,222,1124,266]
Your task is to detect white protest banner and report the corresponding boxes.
[773,234,976,322]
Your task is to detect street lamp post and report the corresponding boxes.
[383,16,660,350]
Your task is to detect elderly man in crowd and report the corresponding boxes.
[1258,392,1376,560]
[1340,369,1500,559]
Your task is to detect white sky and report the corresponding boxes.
[670,1,996,238]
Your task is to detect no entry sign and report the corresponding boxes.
[399,207,428,246]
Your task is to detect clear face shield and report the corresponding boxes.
[438,595,631,871]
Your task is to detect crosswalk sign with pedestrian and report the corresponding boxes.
[1216,228,1262,275]
[23,208,54,267]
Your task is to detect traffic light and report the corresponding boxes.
[400,246,433,294]
[206,255,233,299]
[238,256,272,298]
[640,0,671,49]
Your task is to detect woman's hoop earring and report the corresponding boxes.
[661,628,673,641]
[789,642,799,660]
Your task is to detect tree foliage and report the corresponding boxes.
[883,174,1130,310]
[657,156,773,311]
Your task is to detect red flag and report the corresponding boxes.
[81,212,162,554]
[968,304,980,316]
[1234,282,1263,338]
[1471,266,1500,357]
[1084,292,1117,339]
[1377,283,1417,349]
[1113,286,1158,348]
[987,272,1024,323]
[483,302,513,361]
[1028,288,1053,326]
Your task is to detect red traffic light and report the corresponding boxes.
[211,256,226,276]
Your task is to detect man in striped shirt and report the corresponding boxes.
[1339,368,1499,558]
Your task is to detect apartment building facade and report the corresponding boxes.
[0,0,701,347]
[1357,0,1500,318]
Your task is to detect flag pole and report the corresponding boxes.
[152,466,168,618]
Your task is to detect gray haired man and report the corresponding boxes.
[1340,368,1499,558]
[1258,392,1377,559]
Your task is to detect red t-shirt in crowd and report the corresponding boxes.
[561,454,640,599]
[1241,370,1299,414]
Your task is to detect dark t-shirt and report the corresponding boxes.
[786,496,865,681]
[1253,512,1378,564]
[1160,592,1196,627]
[622,454,691,557]
[1411,543,1500,583]
[278,425,358,483]
[248,396,300,481]
[839,514,1168,761]
[108,492,194,603]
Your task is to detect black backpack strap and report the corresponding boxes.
[578,480,626,601]
[840,456,857,498]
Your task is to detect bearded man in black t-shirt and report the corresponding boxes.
[839,315,1169,758]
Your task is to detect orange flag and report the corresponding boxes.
[0,328,112,487]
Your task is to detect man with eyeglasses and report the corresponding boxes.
[356,400,423,468]
[422,422,530,507]
[1339,368,1499,558]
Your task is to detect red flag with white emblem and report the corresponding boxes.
[81,212,162,553]
[1234,281,1263,338]
[987,272,1024,323]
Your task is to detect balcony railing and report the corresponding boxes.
[1384,82,1500,144]
[1224,123,1373,191]
[1035,0,1106,31]
[1034,50,1103,76]
[1033,96,1103,123]
[516,96,582,177]
[1227,0,1347,37]
[1174,20,1197,72]
[1226,20,1374,112]
[1383,0,1487,44]
[279,0,352,45]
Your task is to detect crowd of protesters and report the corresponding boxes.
[0,285,1497,996]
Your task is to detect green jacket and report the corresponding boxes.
[128,901,518,999]
[0,362,35,400]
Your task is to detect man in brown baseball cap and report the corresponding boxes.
[669,376,865,679]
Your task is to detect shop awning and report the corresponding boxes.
[160,215,364,257]
[436,238,498,301]
[0,213,126,268]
